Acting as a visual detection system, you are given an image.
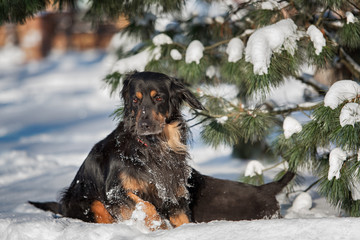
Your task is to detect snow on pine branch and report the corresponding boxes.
[346,12,357,24]
[111,33,174,74]
[226,38,244,63]
[324,80,360,110]
[244,160,265,177]
[185,40,204,64]
[152,33,173,46]
[244,19,300,75]
[339,103,360,127]
[283,116,302,139]
[306,25,326,55]
[328,148,347,180]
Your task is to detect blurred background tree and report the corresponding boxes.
[2,0,360,216]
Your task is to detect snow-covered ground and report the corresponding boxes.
[0,50,358,239]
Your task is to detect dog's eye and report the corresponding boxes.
[133,98,138,103]
[155,96,163,102]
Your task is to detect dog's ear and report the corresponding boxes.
[120,73,135,113]
[170,78,205,111]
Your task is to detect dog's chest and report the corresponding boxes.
[116,142,191,205]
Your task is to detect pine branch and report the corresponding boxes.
[347,0,360,11]
[297,74,329,95]
[339,48,360,80]
[304,179,321,192]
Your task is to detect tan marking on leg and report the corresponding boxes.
[119,204,133,220]
[90,200,114,224]
[169,211,190,228]
[127,192,167,230]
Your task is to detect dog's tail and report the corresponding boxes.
[261,171,295,195]
[28,201,62,215]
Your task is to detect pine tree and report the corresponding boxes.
[3,0,360,216]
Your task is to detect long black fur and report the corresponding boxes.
[29,71,294,224]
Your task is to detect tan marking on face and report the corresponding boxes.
[136,91,143,99]
[162,121,187,153]
[90,200,114,224]
[150,90,157,98]
[169,211,190,228]
[152,110,166,123]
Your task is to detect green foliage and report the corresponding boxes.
[338,22,360,50]
[177,61,207,84]
[318,0,348,9]
[84,0,184,20]
[0,0,48,24]
[104,71,122,96]
[201,118,240,148]
[248,9,282,27]
[242,174,264,186]
[0,0,184,24]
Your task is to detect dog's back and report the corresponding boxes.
[188,170,294,222]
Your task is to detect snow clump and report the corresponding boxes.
[245,19,299,75]
[346,12,357,24]
[226,38,244,63]
[170,49,182,60]
[260,0,288,10]
[291,192,312,212]
[283,116,302,139]
[216,116,228,124]
[245,160,265,177]
[339,103,360,127]
[185,40,204,64]
[324,80,360,109]
[306,25,326,55]
[328,148,347,180]
[111,47,161,74]
[350,170,360,201]
[152,33,173,46]
[206,65,217,78]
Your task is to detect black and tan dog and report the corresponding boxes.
[30,71,294,229]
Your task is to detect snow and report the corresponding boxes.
[215,116,228,124]
[111,47,161,74]
[21,30,42,48]
[306,25,326,55]
[185,40,204,64]
[289,192,312,212]
[244,160,265,177]
[0,49,356,239]
[205,65,217,78]
[346,11,357,24]
[324,80,360,109]
[350,171,360,201]
[226,37,244,63]
[328,148,347,180]
[170,49,182,60]
[260,0,288,10]
[283,116,302,139]
[152,34,173,46]
[339,103,360,127]
[245,19,299,75]
[214,16,225,24]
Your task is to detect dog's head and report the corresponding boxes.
[121,71,204,136]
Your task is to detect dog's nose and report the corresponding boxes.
[140,121,150,130]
